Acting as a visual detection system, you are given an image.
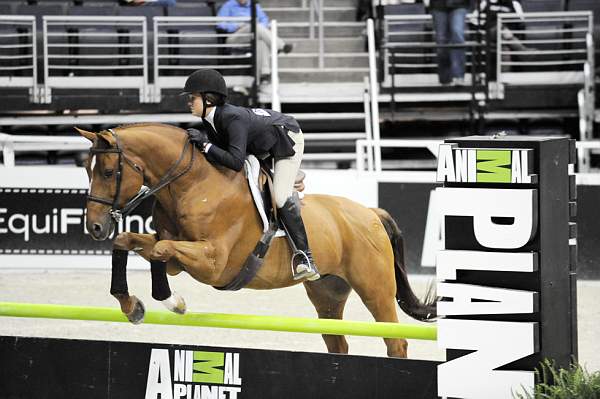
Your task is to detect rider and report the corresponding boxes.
[182,69,320,281]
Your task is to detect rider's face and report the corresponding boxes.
[188,94,205,117]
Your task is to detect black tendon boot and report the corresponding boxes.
[278,197,320,281]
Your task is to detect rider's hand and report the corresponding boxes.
[187,128,210,152]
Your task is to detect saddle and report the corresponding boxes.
[214,156,306,291]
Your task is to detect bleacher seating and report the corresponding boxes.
[167,4,214,17]
[382,3,425,16]
[64,5,121,72]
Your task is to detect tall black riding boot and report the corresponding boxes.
[278,197,320,281]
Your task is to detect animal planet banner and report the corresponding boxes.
[0,187,154,255]
[0,335,440,398]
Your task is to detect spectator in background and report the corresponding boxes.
[469,0,528,78]
[217,0,293,83]
[356,0,373,21]
[426,0,471,86]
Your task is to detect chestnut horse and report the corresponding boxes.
[78,123,435,358]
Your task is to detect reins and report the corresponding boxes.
[87,128,195,222]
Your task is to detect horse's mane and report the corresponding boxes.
[116,122,184,131]
[115,122,188,141]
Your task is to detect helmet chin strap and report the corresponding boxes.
[201,94,214,119]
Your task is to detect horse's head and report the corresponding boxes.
[77,127,145,241]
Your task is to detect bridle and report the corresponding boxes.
[87,128,195,222]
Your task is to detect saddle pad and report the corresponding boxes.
[244,155,286,237]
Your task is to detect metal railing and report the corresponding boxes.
[270,19,281,112]
[0,16,37,103]
[0,133,90,167]
[308,0,325,68]
[382,14,485,87]
[42,15,149,104]
[496,11,593,87]
[153,16,254,102]
[367,18,382,171]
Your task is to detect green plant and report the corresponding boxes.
[514,359,600,399]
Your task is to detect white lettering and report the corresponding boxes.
[126,215,145,233]
[52,208,58,234]
[251,108,270,117]
[232,353,242,385]
[60,209,83,234]
[173,383,187,399]
[511,150,533,184]
[436,144,456,182]
[224,353,234,385]
[437,250,537,280]
[145,216,155,234]
[32,215,51,234]
[223,353,242,386]
[521,150,531,183]
[421,190,444,267]
[145,349,173,399]
[437,282,538,315]
[201,386,218,399]
[454,149,468,182]
[186,350,193,383]
[0,208,7,234]
[437,187,537,249]
[468,148,477,182]
[8,214,29,242]
[221,387,241,399]
[174,350,186,383]
[438,319,537,399]
[511,150,523,183]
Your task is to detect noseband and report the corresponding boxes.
[87,128,195,222]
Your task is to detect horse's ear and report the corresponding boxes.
[75,127,97,142]
[97,130,117,147]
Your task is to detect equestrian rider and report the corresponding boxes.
[183,69,320,281]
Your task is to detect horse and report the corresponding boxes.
[78,123,436,358]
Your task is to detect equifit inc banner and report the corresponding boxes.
[0,188,154,255]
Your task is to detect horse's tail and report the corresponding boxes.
[372,207,437,322]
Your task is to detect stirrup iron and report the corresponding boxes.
[291,250,320,281]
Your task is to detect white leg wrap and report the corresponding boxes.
[161,292,186,314]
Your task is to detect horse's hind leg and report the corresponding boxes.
[348,262,408,358]
[304,275,352,354]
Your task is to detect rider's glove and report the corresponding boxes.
[187,128,210,153]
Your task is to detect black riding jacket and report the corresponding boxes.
[203,103,300,171]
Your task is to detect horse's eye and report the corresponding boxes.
[104,169,114,178]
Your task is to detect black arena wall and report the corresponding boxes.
[0,336,439,399]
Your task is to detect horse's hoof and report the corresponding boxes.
[126,296,146,324]
[162,292,187,314]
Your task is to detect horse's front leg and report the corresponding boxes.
[112,232,187,324]
[150,239,226,286]
[111,232,158,324]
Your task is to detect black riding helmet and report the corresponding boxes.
[183,69,228,118]
[182,69,228,98]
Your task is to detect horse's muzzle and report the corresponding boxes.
[87,215,114,241]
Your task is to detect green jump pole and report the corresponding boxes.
[0,302,437,341]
